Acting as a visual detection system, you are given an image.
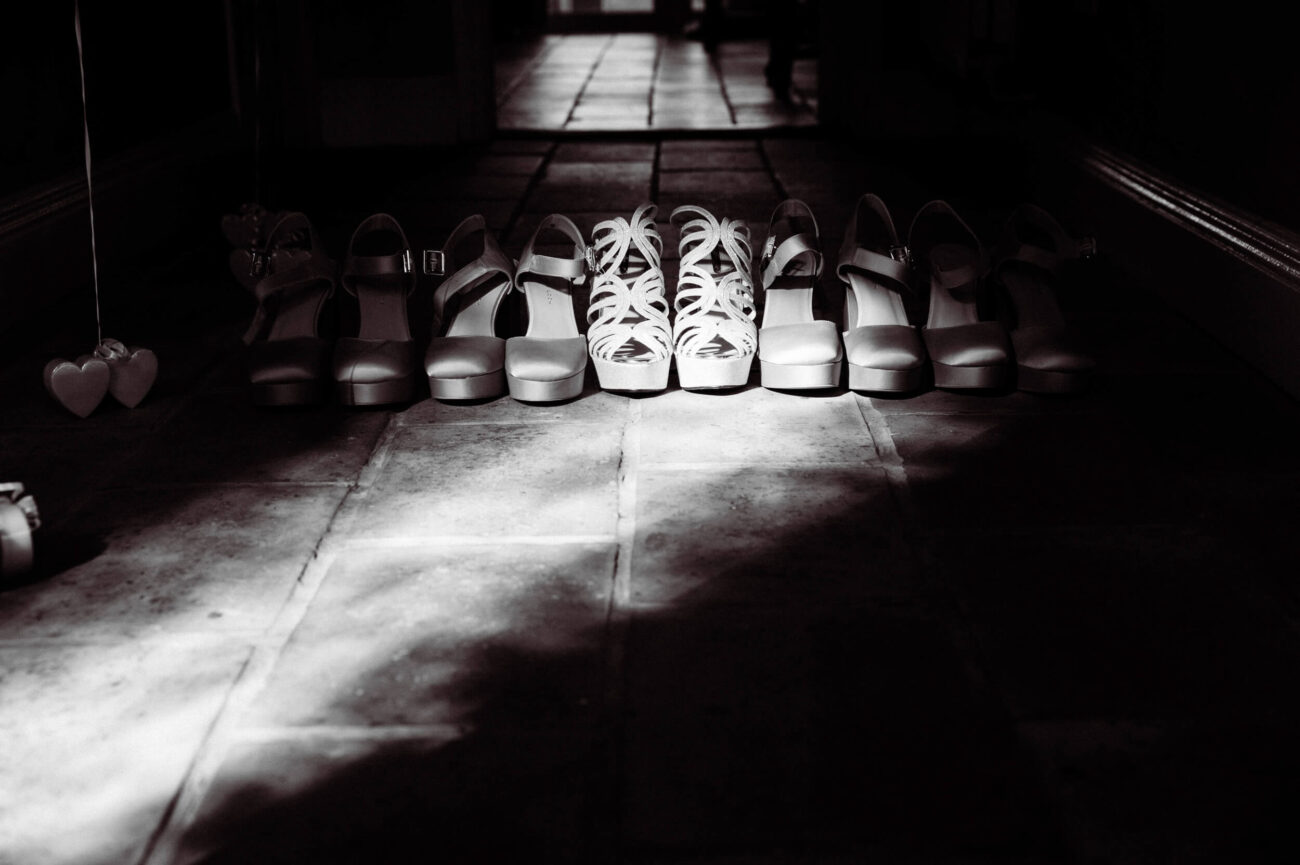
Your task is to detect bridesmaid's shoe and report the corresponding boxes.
[837,194,927,393]
[507,214,589,402]
[909,200,1011,390]
[991,203,1097,394]
[243,211,338,406]
[757,199,842,390]
[333,213,422,406]
[670,204,758,390]
[424,215,515,400]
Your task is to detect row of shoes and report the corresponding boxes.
[224,196,1096,407]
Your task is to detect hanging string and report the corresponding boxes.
[73,0,102,346]
[253,0,262,203]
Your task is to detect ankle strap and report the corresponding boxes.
[760,199,822,286]
[517,214,589,282]
[429,214,515,332]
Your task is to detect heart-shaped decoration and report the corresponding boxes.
[97,339,158,408]
[43,355,110,418]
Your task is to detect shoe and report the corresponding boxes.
[586,203,672,392]
[423,215,515,400]
[909,200,1011,390]
[242,211,338,406]
[507,214,589,402]
[757,199,842,390]
[837,194,927,393]
[991,203,1098,393]
[669,205,758,390]
[333,213,422,406]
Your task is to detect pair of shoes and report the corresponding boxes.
[244,212,424,407]
[425,213,589,403]
[585,203,759,393]
[836,196,1094,394]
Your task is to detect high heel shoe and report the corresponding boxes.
[757,199,842,390]
[670,205,758,390]
[333,213,422,406]
[837,194,927,393]
[586,203,672,392]
[507,214,589,402]
[423,214,515,400]
[243,211,338,406]
[909,200,1011,390]
[991,203,1097,393]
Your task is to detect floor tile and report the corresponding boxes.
[242,542,615,728]
[0,637,249,865]
[335,421,622,539]
[0,484,346,639]
[639,386,872,467]
[176,730,606,864]
[630,466,916,608]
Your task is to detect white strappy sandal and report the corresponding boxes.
[586,204,672,392]
[669,205,758,390]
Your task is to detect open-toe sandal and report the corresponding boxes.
[837,194,926,393]
[670,204,758,390]
[243,211,338,406]
[424,215,515,400]
[334,213,422,406]
[757,199,842,390]
[507,214,590,403]
[909,200,1011,390]
[586,203,672,392]
[991,203,1097,394]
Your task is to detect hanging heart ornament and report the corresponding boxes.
[96,338,157,407]
[43,354,110,418]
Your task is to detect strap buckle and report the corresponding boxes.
[888,244,912,266]
[584,245,597,273]
[1076,236,1097,259]
[422,249,446,276]
[0,482,41,532]
[248,249,270,278]
[401,249,414,274]
[759,236,777,270]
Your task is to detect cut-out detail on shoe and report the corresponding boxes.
[992,203,1097,394]
[424,214,515,401]
[837,193,926,394]
[333,212,422,406]
[586,203,672,392]
[243,211,339,406]
[670,204,757,390]
[757,198,842,390]
[909,200,1011,391]
[507,214,589,403]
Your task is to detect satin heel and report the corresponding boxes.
[757,199,843,390]
[507,214,590,403]
[424,215,515,401]
[909,200,1011,391]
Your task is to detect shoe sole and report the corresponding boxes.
[847,364,925,394]
[1017,365,1092,394]
[676,354,753,390]
[507,367,586,402]
[337,375,419,406]
[760,360,842,390]
[932,361,1011,390]
[593,358,670,392]
[429,369,506,401]
[251,380,326,407]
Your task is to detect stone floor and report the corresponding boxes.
[3,126,1300,865]
[495,34,818,131]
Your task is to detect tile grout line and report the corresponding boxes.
[601,397,643,854]
[562,34,616,130]
[647,36,663,128]
[136,415,404,865]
